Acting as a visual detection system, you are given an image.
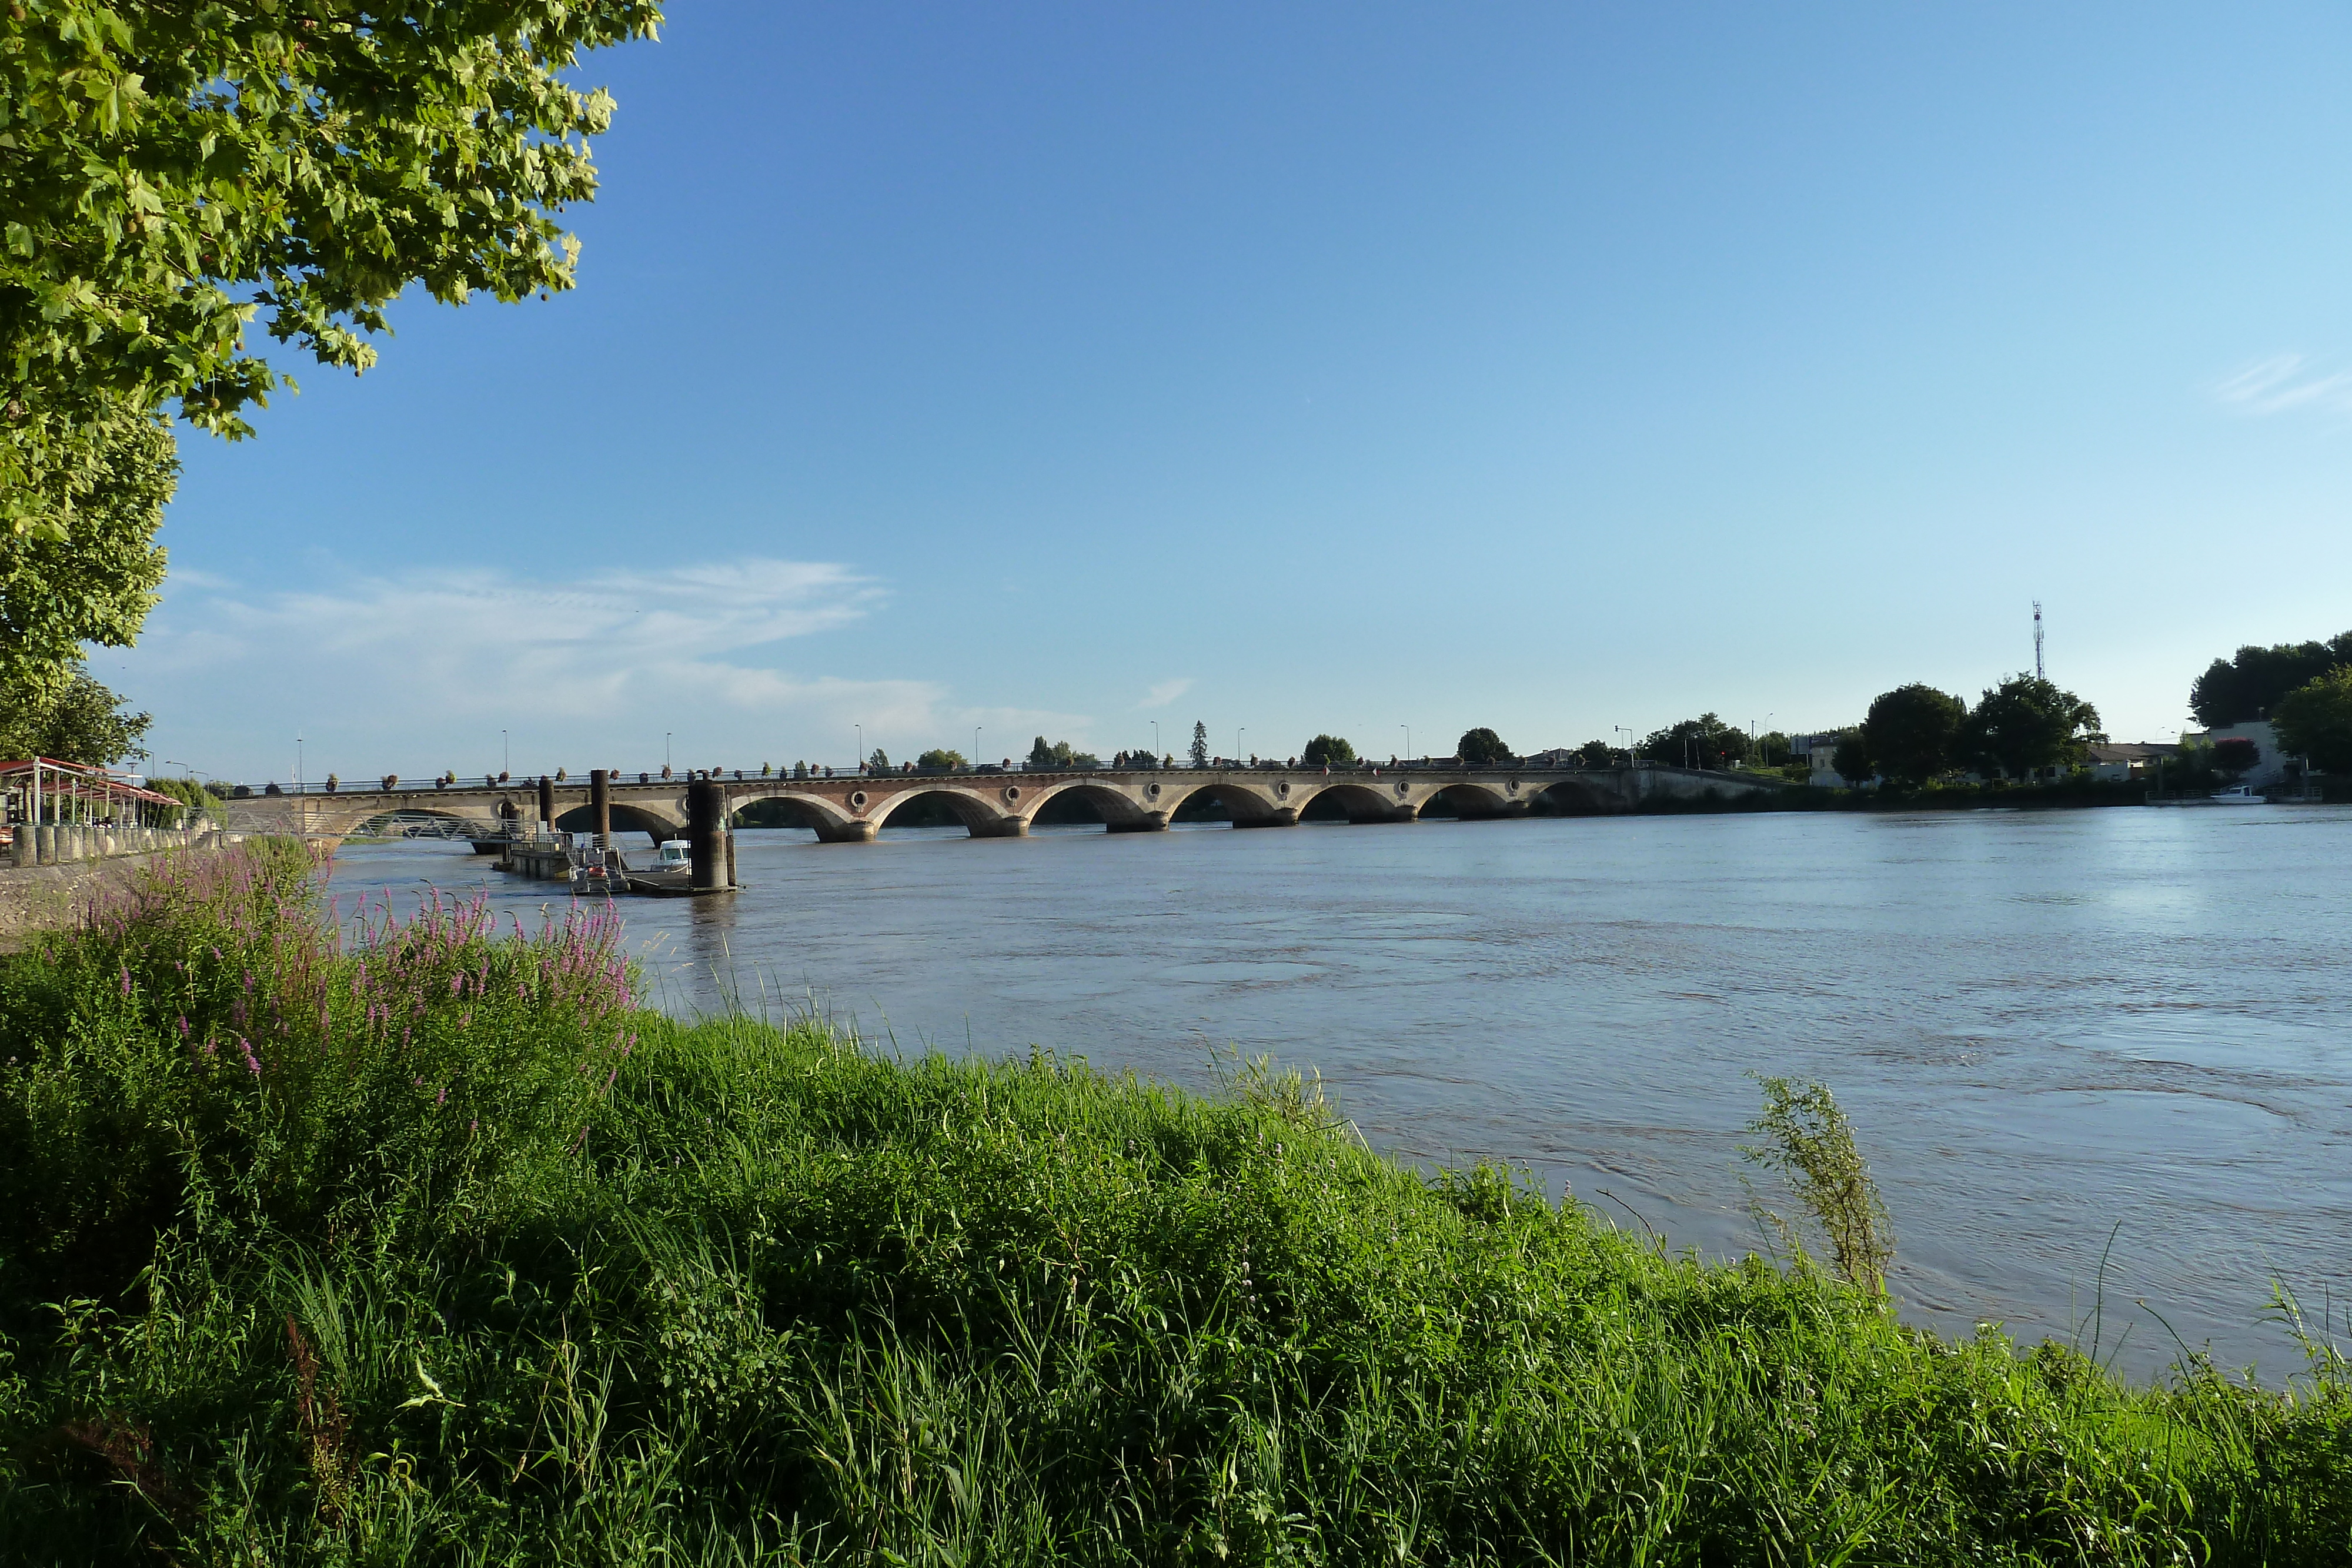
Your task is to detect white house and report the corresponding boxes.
[2181,721,2290,788]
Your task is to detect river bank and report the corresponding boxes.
[0,834,231,955]
[4,844,2348,1562]
[332,805,2352,1379]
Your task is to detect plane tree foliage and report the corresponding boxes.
[1455,727,1510,765]
[1025,737,1099,770]
[914,748,965,771]
[2188,632,2352,727]
[1301,734,1355,767]
[1860,685,1967,787]
[2273,667,2352,774]
[1957,675,2102,779]
[0,410,170,694]
[1,0,662,675]
[0,659,150,764]
[1639,713,1750,770]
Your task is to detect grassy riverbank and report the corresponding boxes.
[2,848,2347,1563]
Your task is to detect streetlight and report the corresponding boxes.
[666,732,673,772]
[1401,724,1410,765]
[296,734,303,792]
[503,729,510,777]
[974,725,982,771]
[1235,727,1245,765]
[1151,720,1160,764]
[855,724,862,772]
[1614,726,1634,767]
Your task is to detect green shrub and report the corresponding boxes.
[1,852,2347,1563]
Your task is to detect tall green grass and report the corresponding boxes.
[1,846,2347,1564]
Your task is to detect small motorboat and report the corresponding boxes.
[626,840,696,895]
[2207,784,2269,805]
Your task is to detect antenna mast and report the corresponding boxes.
[2033,601,2045,680]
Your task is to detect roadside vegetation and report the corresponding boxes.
[3,845,2349,1563]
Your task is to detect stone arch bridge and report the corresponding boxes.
[222,764,1786,847]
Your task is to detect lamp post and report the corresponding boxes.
[666,732,673,773]
[1401,724,1410,765]
[1152,720,1160,765]
[855,724,862,773]
[1235,727,1245,766]
[1614,726,1634,768]
[296,734,303,793]
[503,729,510,777]
[974,726,982,771]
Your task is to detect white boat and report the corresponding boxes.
[653,839,691,870]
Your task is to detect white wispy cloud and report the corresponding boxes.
[2216,353,2352,417]
[120,559,975,778]
[1138,677,1194,709]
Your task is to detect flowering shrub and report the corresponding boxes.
[0,842,637,1289]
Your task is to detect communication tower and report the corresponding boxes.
[2033,601,2044,680]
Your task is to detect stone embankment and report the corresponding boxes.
[0,825,228,953]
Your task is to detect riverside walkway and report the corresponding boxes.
[220,762,1785,846]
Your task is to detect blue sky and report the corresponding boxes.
[116,2,2352,784]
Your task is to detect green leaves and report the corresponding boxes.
[0,0,662,683]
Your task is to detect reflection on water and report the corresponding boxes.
[328,805,2352,1378]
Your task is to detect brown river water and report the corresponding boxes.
[328,804,2352,1380]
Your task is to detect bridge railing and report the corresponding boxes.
[215,758,1686,800]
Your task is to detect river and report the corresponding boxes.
[326,803,2352,1380]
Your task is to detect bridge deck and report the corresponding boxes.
[220,763,1791,845]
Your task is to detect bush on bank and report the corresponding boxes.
[1,847,2348,1564]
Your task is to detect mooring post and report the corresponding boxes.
[688,774,730,892]
[537,774,555,837]
[590,768,612,850]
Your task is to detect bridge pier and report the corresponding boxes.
[814,820,878,844]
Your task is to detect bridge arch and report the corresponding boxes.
[1298,781,1408,824]
[352,805,497,840]
[1414,781,1514,820]
[723,787,864,838]
[1162,777,1287,827]
[1021,780,1159,832]
[729,794,837,834]
[868,785,1011,837]
[554,801,677,844]
[1531,777,1618,815]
